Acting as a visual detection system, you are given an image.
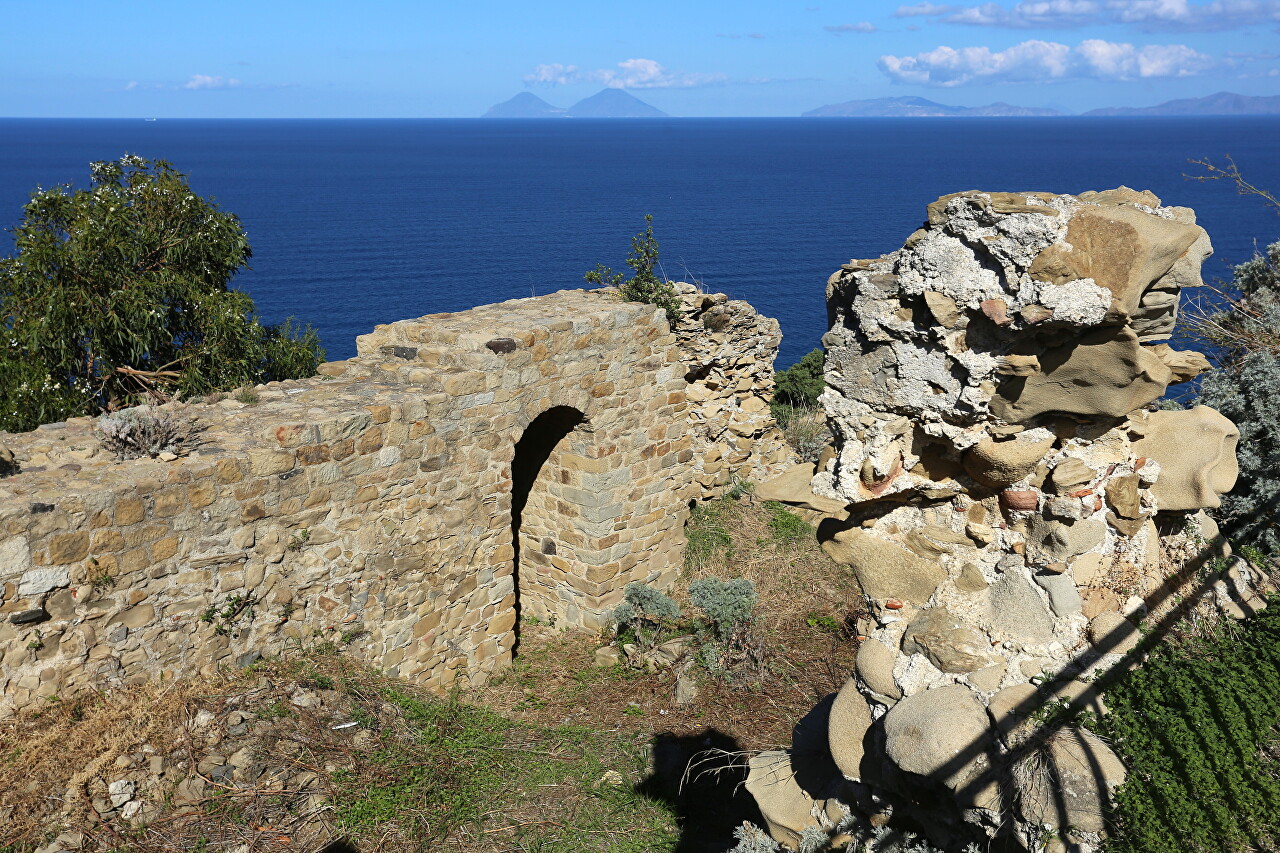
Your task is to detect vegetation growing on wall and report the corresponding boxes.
[584,214,681,323]
[0,154,323,433]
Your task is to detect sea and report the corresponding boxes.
[1,117,1278,368]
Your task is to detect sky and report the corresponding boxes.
[2,0,1278,117]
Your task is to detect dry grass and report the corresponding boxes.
[0,497,861,853]
[470,494,865,752]
[0,653,679,853]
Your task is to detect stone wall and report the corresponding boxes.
[672,283,796,498]
[0,288,789,715]
[747,190,1270,853]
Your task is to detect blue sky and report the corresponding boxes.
[3,0,1278,117]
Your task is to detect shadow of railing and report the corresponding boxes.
[897,528,1279,850]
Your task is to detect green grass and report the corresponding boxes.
[1100,596,1280,853]
[765,501,813,544]
[328,682,678,850]
[685,496,736,571]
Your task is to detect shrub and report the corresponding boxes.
[0,154,324,432]
[613,582,681,649]
[773,347,825,410]
[689,577,758,639]
[584,215,681,323]
[1192,239,1280,555]
[1099,596,1280,853]
[771,348,830,461]
[96,405,202,459]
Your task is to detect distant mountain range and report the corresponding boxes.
[485,89,1279,119]
[1082,91,1280,116]
[803,96,1060,117]
[803,91,1280,118]
[483,89,667,118]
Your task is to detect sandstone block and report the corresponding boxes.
[992,326,1172,423]
[820,527,946,605]
[882,685,992,791]
[1132,406,1239,511]
[901,607,1000,674]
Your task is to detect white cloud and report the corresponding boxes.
[901,0,1280,30]
[825,21,879,32]
[182,74,241,90]
[524,58,729,89]
[878,37,1213,84]
[896,2,960,15]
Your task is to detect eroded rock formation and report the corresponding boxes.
[750,189,1270,852]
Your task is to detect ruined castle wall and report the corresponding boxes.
[0,289,788,715]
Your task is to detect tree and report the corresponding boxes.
[0,154,323,433]
[584,214,681,323]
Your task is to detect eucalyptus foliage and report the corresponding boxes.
[1195,239,1280,554]
[0,154,323,432]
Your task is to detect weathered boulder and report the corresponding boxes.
[1086,610,1141,656]
[856,637,903,700]
[901,607,1001,673]
[820,527,946,604]
[1133,406,1239,511]
[828,678,874,780]
[991,326,1172,423]
[882,685,993,792]
[1015,728,1126,833]
[745,750,850,851]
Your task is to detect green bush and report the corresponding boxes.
[1194,238,1280,555]
[0,154,324,433]
[689,577,757,638]
[584,214,680,323]
[773,347,825,411]
[613,582,681,649]
[1099,597,1280,853]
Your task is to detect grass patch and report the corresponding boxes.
[1100,596,1280,853]
[0,650,678,853]
[685,496,736,571]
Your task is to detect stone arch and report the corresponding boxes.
[509,405,589,634]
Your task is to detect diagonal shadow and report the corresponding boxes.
[914,528,1278,848]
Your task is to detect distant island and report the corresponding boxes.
[1082,91,1280,116]
[803,96,1060,117]
[804,90,1279,118]
[483,89,668,118]
[484,89,1279,119]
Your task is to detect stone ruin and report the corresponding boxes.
[0,287,792,715]
[750,189,1271,852]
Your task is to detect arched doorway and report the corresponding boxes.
[510,406,588,646]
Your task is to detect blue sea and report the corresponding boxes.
[1,117,1278,367]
